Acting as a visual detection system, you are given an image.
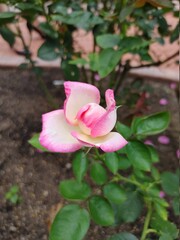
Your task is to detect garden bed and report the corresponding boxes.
[0,68,179,240]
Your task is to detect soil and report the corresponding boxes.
[0,68,179,240]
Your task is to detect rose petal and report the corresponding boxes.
[76,103,106,135]
[144,139,154,146]
[91,89,117,137]
[176,149,180,158]
[71,131,128,152]
[94,74,100,81]
[159,98,168,105]
[170,83,177,89]
[64,81,100,125]
[158,135,170,145]
[39,110,82,152]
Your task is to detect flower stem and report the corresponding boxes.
[94,148,104,160]
[85,147,92,156]
[140,201,153,240]
[115,173,141,187]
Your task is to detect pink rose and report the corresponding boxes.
[39,82,128,153]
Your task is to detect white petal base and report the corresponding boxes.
[39,110,82,153]
[71,131,128,152]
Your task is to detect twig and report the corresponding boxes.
[114,61,130,96]
[130,51,179,69]
[140,202,153,240]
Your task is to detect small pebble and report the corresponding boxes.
[65,163,71,169]
[9,226,17,232]
[53,80,64,86]
[43,191,49,197]
[158,135,170,145]
[159,98,168,105]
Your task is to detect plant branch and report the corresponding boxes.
[130,51,179,69]
[115,173,141,187]
[114,61,130,96]
[140,201,153,240]
[81,66,88,83]
[26,22,46,39]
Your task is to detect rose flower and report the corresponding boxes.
[39,82,128,152]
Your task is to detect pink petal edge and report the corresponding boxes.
[64,81,100,125]
[71,131,128,152]
[91,89,117,137]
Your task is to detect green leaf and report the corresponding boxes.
[158,16,168,35]
[5,185,20,204]
[0,12,16,19]
[151,214,178,239]
[105,152,119,174]
[151,0,173,8]
[170,24,179,43]
[132,112,171,136]
[108,232,138,240]
[88,53,100,71]
[38,41,59,61]
[28,133,49,152]
[147,145,159,163]
[0,27,15,47]
[88,196,114,226]
[96,34,120,49]
[98,49,123,78]
[118,155,131,170]
[151,166,160,180]
[119,5,134,22]
[72,151,88,182]
[172,197,180,216]
[103,183,126,204]
[116,122,132,139]
[134,169,150,181]
[52,11,103,30]
[16,3,42,12]
[131,116,144,134]
[61,60,80,81]
[38,22,58,39]
[59,179,91,200]
[49,204,90,240]
[126,141,151,171]
[154,202,168,220]
[161,172,179,197]
[159,234,173,240]
[138,48,153,62]
[154,197,169,208]
[51,3,68,14]
[69,58,87,65]
[118,36,150,52]
[113,191,142,223]
[90,162,107,185]
[0,12,16,25]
